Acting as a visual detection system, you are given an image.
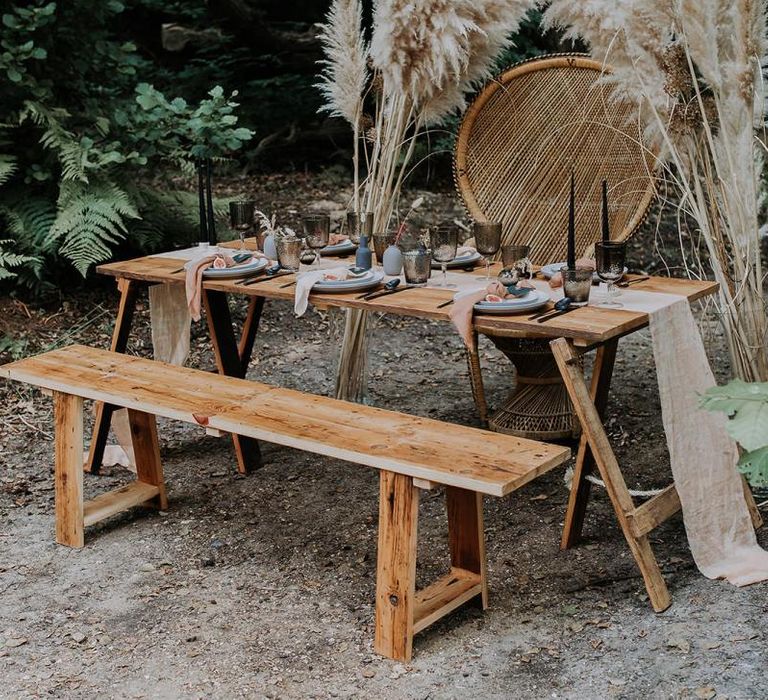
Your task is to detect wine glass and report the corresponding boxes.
[430,226,458,288]
[302,214,330,270]
[229,200,255,251]
[474,221,502,282]
[595,241,627,307]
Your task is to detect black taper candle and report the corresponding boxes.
[567,170,576,269]
[197,158,207,243]
[602,179,610,242]
[205,158,217,244]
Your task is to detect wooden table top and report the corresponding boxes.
[97,243,719,348]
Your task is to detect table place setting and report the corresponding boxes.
[294,266,385,315]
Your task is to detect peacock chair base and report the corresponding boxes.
[486,337,581,440]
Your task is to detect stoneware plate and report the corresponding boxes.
[311,269,385,293]
[540,261,627,282]
[320,240,357,256]
[470,289,551,315]
[433,250,483,269]
[200,257,269,279]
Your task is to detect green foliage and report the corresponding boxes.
[0,333,28,361]
[0,0,252,292]
[701,380,768,487]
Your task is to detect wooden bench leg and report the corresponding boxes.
[561,339,618,549]
[446,486,488,609]
[54,392,85,548]
[552,338,672,612]
[375,471,419,662]
[86,278,139,474]
[374,475,491,661]
[77,410,168,539]
[129,409,168,511]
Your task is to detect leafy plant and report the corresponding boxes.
[701,381,768,487]
[0,0,253,292]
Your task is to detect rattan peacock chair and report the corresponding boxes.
[454,54,656,440]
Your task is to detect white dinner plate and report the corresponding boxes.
[432,250,483,269]
[199,256,269,279]
[470,289,551,315]
[540,261,627,282]
[320,240,357,256]
[311,269,385,293]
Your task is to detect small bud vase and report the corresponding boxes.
[382,244,403,275]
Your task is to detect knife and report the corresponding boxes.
[618,275,650,288]
[356,278,399,300]
[239,271,293,286]
[527,306,555,321]
[537,305,580,323]
[361,285,413,302]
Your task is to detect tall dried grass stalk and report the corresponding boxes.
[320,0,534,400]
[545,0,768,381]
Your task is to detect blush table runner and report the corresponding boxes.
[450,281,768,586]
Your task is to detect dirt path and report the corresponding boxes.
[1,178,766,699]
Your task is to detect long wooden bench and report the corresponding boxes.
[0,345,570,661]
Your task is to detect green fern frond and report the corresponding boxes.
[48,181,139,275]
[22,102,89,183]
[0,239,38,281]
[0,195,57,251]
[0,155,17,186]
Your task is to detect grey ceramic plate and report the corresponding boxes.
[472,289,550,314]
[320,240,357,256]
[312,270,385,293]
[200,257,269,279]
[432,251,482,269]
[541,261,627,282]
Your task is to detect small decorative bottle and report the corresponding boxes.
[382,244,403,275]
[356,235,372,270]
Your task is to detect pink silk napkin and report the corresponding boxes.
[294,267,350,316]
[185,254,221,322]
[449,281,508,351]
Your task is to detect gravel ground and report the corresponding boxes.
[0,176,766,699]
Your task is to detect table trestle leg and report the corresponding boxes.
[551,338,672,612]
[85,277,139,474]
[203,289,263,474]
[560,338,618,549]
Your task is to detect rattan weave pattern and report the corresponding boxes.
[454,54,655,266]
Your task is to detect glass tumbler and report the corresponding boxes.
[501,244,530,269]
[402,249,432,287]
[276,238,303,271]
[372,232,392,263]
[560,266,593,305]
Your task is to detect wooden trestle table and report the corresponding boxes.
[93,241,758,610]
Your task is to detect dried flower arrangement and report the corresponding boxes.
[255,209,297,240]
[544,1,768,382]
[317,0,534,400]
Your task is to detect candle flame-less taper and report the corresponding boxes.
[567,170,576,269]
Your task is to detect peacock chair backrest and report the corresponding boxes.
[454,54,656,266]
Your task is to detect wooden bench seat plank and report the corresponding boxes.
[1,346,570,497]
